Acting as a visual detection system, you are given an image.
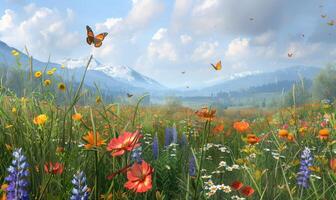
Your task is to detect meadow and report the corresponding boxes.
[1,52,336,200]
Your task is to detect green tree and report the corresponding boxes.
[313,64,336,100]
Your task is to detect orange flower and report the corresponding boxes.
[330,158,336,172]
[107,131,142,157]
[231,181,243,190]
[44,162,64,175]
[213,124,224,134]
[56,146,64,153]
[33,114,48,125]
[319,128,330,140]
[195,107,216,121]
[83,131,105,149]
[246,134,259,145]
[287,133,295,142]
[240,185,255,197]
[72,113,82,121]
[233,121,250,132]
[278,129,289,138]
[1,183,7,200]
[124,160,154,193]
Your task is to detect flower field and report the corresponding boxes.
[1,53,336,200]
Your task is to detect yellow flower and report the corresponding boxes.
[51,67,57,71]
[34,71,42,78]
[96,96,102,104]
[21,97,28,105]
[82,131,105,149]
[44,79,51,86]
[5,124,13,129]
[11,50,19,56]
[1,183,8,191]
[58,83,66,91]
[11,107,16,113]
[33,114,48,125]
[47,70,54,75]
[61,64,65,69]
[72,113,82,121]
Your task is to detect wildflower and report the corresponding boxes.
[189,154,197,177]
[172,125,178,144]
[1,184,8,200]
[233,121,249,132]
[319,128,329,140]
[124,160,154,193]
[287,133,295,142]
[34,71,42,78]
[330,158,336,173]
[164,127,173,147]
[131,147,142,164]
[106,130,142,157]
[44,162,64,175]
[213,124,224,134]
[278,129,289,138]
[246,134,259,145]
[240,186,254,197]
[11,50,19,56]
[95,96,102,104]
[297,147,313,188]
[47,70,54,75]
[5,124,13,129]
[33,114,48,125]
[180,133,188,147]
[83,131,105,149]
[51,67,57,71]
[56,146,65,153]
[219,184,231,193]
[61,64,65,69]
[72,113,83,121]
[231,181,243,190]
[152,133,159,160]
[58,83,66,91]
[195,107,216,121]
[70,171,89,200]
[218,161,227,167]
[5,148,29,200]
[44,79,51,86]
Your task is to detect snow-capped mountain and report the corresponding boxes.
[0,40,164,92]
[61,57,164,91]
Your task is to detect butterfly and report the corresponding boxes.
[86,25,108,48]
[127,93,133,98]
[211,60,222,70]
[288,53,293,58]
[181,71,186,74]
[327,20,334,26]
[249,17,254,21]
[321,14,327,18]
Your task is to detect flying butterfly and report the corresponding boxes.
[327,20,334,26]
[249,17,254,21]
[86,25,108,48]
[127,93,133,98]
[288,53,293,58]
[321,14,327,18]
[211,60,222,71]
[181,71,186,74]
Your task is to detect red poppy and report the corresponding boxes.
[233,121,250,132]
[44,162,64,175]
[213,124,224,134]
[107,130,142,157]
[231,181,243,190]
[240,185,255,197]
[124,160,154,193]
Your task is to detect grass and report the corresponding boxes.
[0,52,336,199]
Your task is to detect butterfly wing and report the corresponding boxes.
[127,93,133,98]
[94,32,108,48]
[215,61,222,70]
[86,26,94,45]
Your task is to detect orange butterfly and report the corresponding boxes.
[211,60,222,70]
[288,53,293,58]
[86,25,108,48]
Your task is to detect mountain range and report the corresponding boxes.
[0,40,322,97]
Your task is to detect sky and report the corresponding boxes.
[0,0,336,89]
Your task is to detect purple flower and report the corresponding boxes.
[189,154,197,177]
[5,148,29,200]
[172,125,178,144]
[297,147,313,188]
[164,127,173,147]
[131,147,142,164]
[152,133,159,160]
[71,171,89,200]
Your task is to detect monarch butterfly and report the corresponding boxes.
[211,60,222,70]
[86,25,108,48]
[127,93,133,98]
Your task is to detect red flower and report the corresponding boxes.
[240,185,255,197]
[44,162,64,175]
[124,160,154,193]
[107,130,142,157]
[330,158,336,172]
[231,180,243,190]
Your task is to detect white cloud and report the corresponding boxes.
[0,9,15,32]
[192,41,219,61]
[286,42,321,59]
[225,38,250,57]
[152,28,167,40]
[180,34,192,44]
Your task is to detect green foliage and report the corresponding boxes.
[313,63,336,100]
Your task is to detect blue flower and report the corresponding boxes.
[5,148,30,200]
[152,133,159,160]
[297,147,313,188]
[70,171,89,200]
[189,154,197,177]
[172,125,178,144]
[131,147,142,164]
[164,127,173,147]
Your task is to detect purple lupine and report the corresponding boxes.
[70,171,89,200]
[5,148,29,200]
[164,127,173,147]
[189,154,197,177]
[131,146,142,164]
[152,133,159,160]
[172,125,178,144]
[297,147,313,188]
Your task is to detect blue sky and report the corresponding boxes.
[1,0,336,88]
